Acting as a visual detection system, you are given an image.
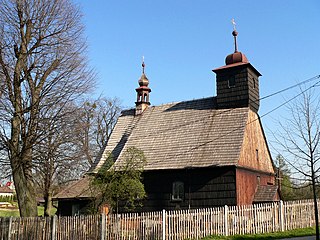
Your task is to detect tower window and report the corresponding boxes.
[137,94,142,102]
[256,149,259,161]
[253,78,256,89]
[228,76,235,88]
[172,181,184,201]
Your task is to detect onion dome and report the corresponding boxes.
[225,51,249,65]
[225,29,249,65]
[138,60,150,87]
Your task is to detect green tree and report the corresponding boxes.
[276,154,294,200]
[91,147,147,213]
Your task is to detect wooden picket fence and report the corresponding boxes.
[0,199,318,240]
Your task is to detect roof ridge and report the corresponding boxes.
[155,96,215,107]
[122,97,216,112]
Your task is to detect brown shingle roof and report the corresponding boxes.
[53,177,93,200]
[253,185,279,203]
[91,97,249,173]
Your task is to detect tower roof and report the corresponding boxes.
[138,73,149,87]
[225,50,249,65]
[137,57,150,88]
[213,22,261,76]
[225,24,249,65]
[136,58,151,92]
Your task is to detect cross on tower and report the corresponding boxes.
[231,18,236,31]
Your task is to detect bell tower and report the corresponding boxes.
[135,57,151,115]
[213,21,261,112]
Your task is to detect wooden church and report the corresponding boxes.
[55,28,279,215]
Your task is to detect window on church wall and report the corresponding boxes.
[228,76,236,88]
[172,181,184,201]
[72,204,80,216]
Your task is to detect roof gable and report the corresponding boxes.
[92,97,250,172]
[238,110,274,173]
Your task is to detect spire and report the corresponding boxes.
[142,56,145,74]
[224,19,248,65]
[231,19,238,53]
[135,56,151,115]
[212,20,262,113]
[138,56,149,87]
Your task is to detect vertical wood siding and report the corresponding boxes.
[0,199,319,240]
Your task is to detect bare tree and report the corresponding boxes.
[274,87,320,239]
[33,103,88,216]
[33,97,121,216]
[75,97,121,167]
[0,0,94,216]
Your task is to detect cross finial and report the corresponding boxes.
[231,18,238,52]
[231,18,236,31]
[142,56,145,74]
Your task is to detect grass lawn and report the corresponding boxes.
[0,208,20,217]
[37,205,57,216]
[200,227,316,239]
[0,205,56,217]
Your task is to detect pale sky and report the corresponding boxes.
[76,0,320,158]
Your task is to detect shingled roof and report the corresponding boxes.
[253,185,279,203]
[54,177,92,200]
[90,97,249,173]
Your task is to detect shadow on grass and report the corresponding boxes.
[200,227,316,240]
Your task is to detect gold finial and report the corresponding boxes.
[142,56,145,74]
[231,18,238,53]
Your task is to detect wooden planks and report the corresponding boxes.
[0,199,319,240]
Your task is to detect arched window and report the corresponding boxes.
[137,94,142,102]
[172,181,184,201]
[144,93,148,102]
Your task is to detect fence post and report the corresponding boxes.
[162,209,166,240]
[7,217,12,240]
[224,205,229,236]
[279,200,284,232]
[101,213,106,240]
[51,215,57,240]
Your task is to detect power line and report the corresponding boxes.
[260,75,320,102]
[260,79,320,119]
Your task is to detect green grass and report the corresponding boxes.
[0,205,56,217]
[37,206,57,216]
[200,227,316,239]
[0,208,20,217]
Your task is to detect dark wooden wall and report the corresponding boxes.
[57,199,91,216]
[133,167,237,212]
[215,65,260,112]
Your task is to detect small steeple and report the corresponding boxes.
[231,18,238,53]
[225,19,249,65]
[213,20,262,113]
[135,57,151,115]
